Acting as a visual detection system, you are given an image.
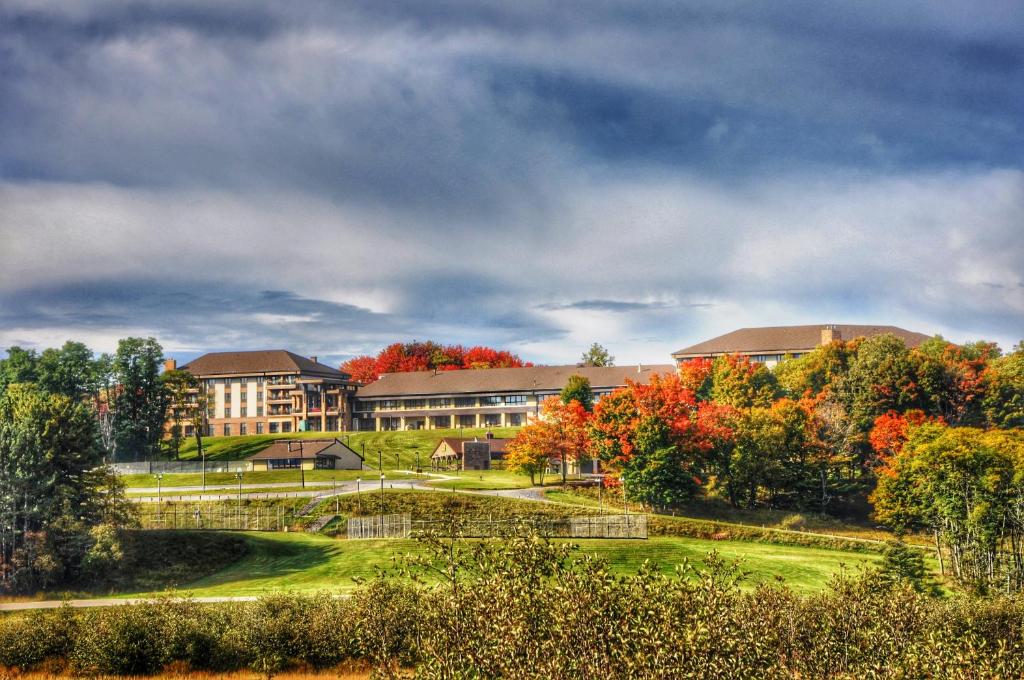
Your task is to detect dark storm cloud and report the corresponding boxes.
[1,0,1023,361]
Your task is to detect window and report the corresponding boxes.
[240,406,247,417]
[483,414,502,427]
[458,414,476,427]
[223,423,232,436]
[257,406,263,416]
[508,413,523,426]
[379,400,400,411]
[257,376,264,384]
[404,399,426,409]
[455,397,477,408]
[206,424,215,437]
[256,422,264,434]
[239,422,247,435]
[282,422,292,433]
[432,415,452,428]
[504,395,526,405]
[241,377,248,384]
[184,425,194,436]
[481,395,503,406]
[429,398,453,408]
[268,458,300,470]
[241,390,247,402]
[269,422,279,434]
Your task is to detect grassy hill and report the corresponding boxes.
[176,427,520,468]
[120,530,880,598]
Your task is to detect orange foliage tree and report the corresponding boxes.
[341,341,531,383]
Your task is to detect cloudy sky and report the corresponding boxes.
[1,1,1023,366]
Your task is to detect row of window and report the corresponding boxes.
[373,412,523,430]
[359,395,528,411]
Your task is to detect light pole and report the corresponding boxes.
[356,477,362,514]
[598,475,604,516]
[380,472,386,535]
[154,473,163,523]
[395,452,400,471]
[333,477,338,515]
[235,471,243,522]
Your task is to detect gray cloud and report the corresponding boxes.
[1,1,1023,362]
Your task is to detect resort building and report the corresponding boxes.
[248,438,364,471]
[169,350,359,437]
[671,324,931,369]
[352,364,676,431]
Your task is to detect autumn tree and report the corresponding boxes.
[982,343,1024,428]
[560,374,594,411]
[774,341,855,399]
[912,337,992,426]
[341,341,530,384]
[505,423,555,485]
[833,334,921,431]
[677,358,713,400]
[709,354,778,409]
[541,397,591,484]
[580,343,614,367]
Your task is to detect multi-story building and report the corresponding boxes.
[351,364,676,431]
[671,324,931,369]
[168,350,359,437]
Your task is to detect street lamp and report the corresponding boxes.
[154,473,163,524]
[356,476,362,514]
[333,477,338,515]
[379,472,386,535]
[235,471,244,520]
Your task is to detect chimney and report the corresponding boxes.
[310,356,318,364]
[820,325,841,345]
[163,359,177,372]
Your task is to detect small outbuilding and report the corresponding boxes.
[248,438,364,471]
[431,434,510,471]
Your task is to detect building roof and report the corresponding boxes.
[181,350,349,379]
[248,438,362,460]
[432,437,511,458]
[356,364,677,398]
[672,324,931,358]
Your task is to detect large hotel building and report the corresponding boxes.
[167,324,930,437]
[351,364,675,431]
[169,350,359,437]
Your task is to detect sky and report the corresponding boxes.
[1,0,1023,367]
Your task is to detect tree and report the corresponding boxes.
[505,424,555,485]
[773,341,855,399]
[161,368,202,460]
[110,337,168,461]
[709,354,778,409]
[560,375,594,411]
[36,340,98,401]
[834,334,920,431]
[677,358,713,400]
[982,345,1024,429]
[912,337,990,426]
[0,384,133,592]
[0,347,38,396]
[341,341,531,384]
[541,397,591,484]
[580,343,614,367]
[877,539,935,594]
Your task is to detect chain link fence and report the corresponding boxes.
[347,513,647,540]
[137,503,302,531]
[348,513,413,539]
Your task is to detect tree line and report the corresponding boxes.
[506,333,1024,592]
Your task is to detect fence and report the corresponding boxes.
[348,513,413,539]
[137,503,302,531]
[110,460,252,475]
[347,514,647,540]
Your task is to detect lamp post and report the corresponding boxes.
[598,475,604,516]
[333,477,338,515]
[380,472,386,535]
[235,471,243,522]
[154,473,163,523]
[356,477,362,514]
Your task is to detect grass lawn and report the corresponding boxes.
[425,469,551,491]
[176,428,521,467]
[120,469,420,488]
[127,530,883,598]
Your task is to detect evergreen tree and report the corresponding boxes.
[110,337,168,461]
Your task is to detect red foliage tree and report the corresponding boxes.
[341,341,531,383]
[868,409,943,469]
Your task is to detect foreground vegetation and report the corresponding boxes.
[0,535,1014,678]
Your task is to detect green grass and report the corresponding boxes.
[426,470,551,490]
[125,531,882,598]
[176,428,521,467]
[120,469,420,488]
